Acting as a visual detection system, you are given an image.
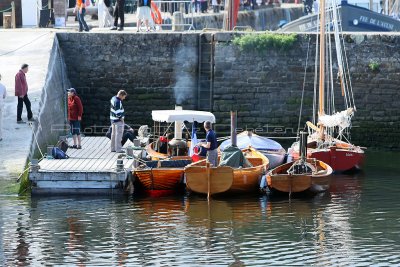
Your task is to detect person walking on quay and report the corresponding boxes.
[0,73,7,142]
[15,64,33,124]
[110,90,127,153]
[74,0,90,32]
[67,88,84,149]
[110,0,125,31]
[200,121,218,166]
[136,0,152,32]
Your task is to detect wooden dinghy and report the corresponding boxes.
[267,158,333,194]
[268,132,333,195]
[134,158,192,193]
[185,147,269,197]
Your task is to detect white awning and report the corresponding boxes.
[152,110,216,123]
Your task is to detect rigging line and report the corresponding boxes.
[0,32,52,57]
[327,22,333,116]
[335,0,355,110]
[332,0,349,109]
[313,12,320,126]
[341,32,356,111]
[297,35,312,137]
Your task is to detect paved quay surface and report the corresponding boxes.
[0,29,55,182]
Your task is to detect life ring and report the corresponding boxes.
[151,2,162,25]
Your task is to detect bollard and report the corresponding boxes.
[3,12,12,29]
[30,159,40,172]
[172,11,184,31]
[116,159,124,171]
[126,147,133,157]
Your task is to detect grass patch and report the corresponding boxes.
[232,33,298,52]
[368,61,380,71]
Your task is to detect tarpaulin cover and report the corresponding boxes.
[218,145,253,168]
[219,134,283,151]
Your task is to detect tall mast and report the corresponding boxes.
[319,0,326,116]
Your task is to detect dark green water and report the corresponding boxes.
[0,152,399,266]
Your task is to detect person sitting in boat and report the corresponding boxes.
[106,124,137,146]
[199,121,218,166]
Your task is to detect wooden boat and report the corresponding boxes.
[185,147,269,196]
[288,0,365,172]
[267,158,332,195]
[134,158,192,194]
[146,108,215,160]
[268,131,332,195]
[135,108,216,196]
[219,131,286,169]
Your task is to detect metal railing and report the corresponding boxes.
[140,0,195,30]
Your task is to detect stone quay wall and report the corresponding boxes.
[57,32,400,150]
[31,37,70,157]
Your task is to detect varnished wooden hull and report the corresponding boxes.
[134,168,184,190]
[185,148,269,196]
[267,158,332,194]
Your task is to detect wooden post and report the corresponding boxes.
[11,1,16,28]
[206,161,211,201]
[230,111,237,147]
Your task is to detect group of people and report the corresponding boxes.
[67,87,218,165]
[67,88,130,152]
[78,0,154,32]
[0,64,217,165]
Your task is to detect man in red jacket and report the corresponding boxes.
[67,88,84,149]
[15,64,33,123]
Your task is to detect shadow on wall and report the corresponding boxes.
[30,36,71,159]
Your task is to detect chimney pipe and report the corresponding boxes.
[231,111,237,147]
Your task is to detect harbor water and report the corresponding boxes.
[0,151,399,266]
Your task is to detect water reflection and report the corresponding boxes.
[0,160,399,266]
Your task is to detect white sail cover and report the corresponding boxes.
[319,108,353,130]
[152,110,216,123]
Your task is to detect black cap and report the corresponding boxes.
[67,88,77,94]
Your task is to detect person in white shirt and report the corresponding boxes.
[0,73,7,141]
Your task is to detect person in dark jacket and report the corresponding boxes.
[106,124,136,146]
[110,90,127,153]
[67,88,84,149]
[110,0,125,31]
[15,64,33,123]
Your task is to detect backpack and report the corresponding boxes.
[52,147,69,159]
[56,140,68,153]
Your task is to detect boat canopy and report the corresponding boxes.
[151,110,216,123]
[219,132,283,152]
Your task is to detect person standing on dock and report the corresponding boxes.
[110,0,125,31]
[200,121,218,166]
[15,64,33,124]
[0,73,7,142]
[110,90,127,153]
[67,88,84,149]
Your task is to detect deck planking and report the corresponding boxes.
[30,137,140,194]
[37,137,135,172]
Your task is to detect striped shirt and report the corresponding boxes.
[110,96,125,122]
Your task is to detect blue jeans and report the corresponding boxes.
[77,8,89,31]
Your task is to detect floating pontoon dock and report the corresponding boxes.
[29,137,139,195]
